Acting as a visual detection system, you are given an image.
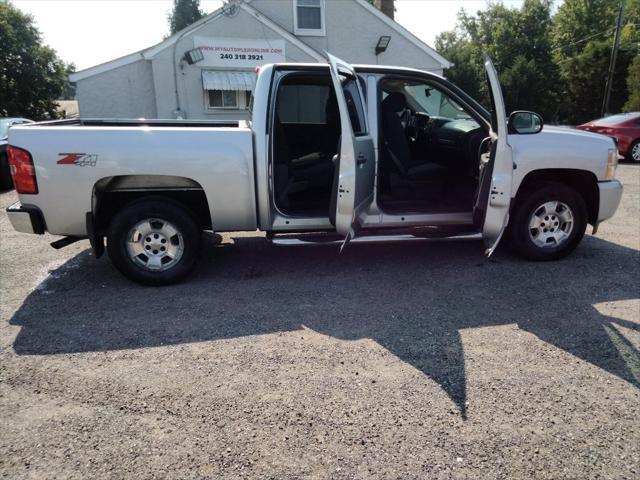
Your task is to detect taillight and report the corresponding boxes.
[7,145,38,194]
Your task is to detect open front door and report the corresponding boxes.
[326,53,376,247]
[475,54,514,256]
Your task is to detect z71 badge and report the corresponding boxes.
[57,153,98,167]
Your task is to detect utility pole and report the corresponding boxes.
[602,1,625,117]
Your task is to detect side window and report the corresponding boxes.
[341,75,367,135]
[277,83,331,124]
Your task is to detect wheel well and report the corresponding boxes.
[514,169,599,224]
[92,175,212,234]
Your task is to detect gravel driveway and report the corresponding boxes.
[1,165,638,479]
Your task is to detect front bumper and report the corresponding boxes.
[597,180,623,223]
[6,202,45,234]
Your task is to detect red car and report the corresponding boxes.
[577,112,640,162]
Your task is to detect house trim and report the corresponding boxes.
[68,51,147,82]
[69,5,229,82]
[69,0,326,82]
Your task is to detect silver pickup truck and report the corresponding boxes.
[6,54,623,285]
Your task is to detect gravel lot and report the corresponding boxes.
[1,165,639,479]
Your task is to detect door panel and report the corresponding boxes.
[477,54,514,256]
[326,53,376,243]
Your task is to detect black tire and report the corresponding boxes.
[107,197,202,286]
[0,152,13,191]
[626,140,640,163]
[507,182,587,261]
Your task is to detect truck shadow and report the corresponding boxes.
[9,234,640,418]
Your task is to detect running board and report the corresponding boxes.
[269,232,482,246]
[50,236,84,249]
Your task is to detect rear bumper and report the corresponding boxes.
[6,202,45,234]
[597,180,623,222]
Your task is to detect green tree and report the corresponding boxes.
[552,0,618,59]
[0,2,70,119]
[435,30,485,102]
[552,0,639,123]
[435,0,560,120]
[623,54,640,111]
[168,0,204,35]
[620,0,640,111]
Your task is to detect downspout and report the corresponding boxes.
[170,3,237,118]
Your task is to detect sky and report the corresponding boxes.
[13,0,530,71]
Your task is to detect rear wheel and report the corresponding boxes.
[508,182,587,261]
[627,140,640,163]
[107,197,202,285]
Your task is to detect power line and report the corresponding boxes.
[554,21,640,52]
[553,21,639,62]
[553,27,616,52]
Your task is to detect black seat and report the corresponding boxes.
[381,92,447,181]
[273,95,339,208]
[289,93,340,170]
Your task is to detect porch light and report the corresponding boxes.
[375,36,391,55]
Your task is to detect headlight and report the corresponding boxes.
[605,148,618,179]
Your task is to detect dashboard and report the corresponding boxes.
[405,112,485,175]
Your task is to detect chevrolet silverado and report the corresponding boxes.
[6,54,623,285]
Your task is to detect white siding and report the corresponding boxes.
[75,60,156,118]
[252,0,444,73]
[73,0,448,119]
[150,7,319,120]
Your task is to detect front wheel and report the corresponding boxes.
[107,197,202,285]
[507,182,587,261]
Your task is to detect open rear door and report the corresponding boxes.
[326,53,376,248]
[476,54,514,256]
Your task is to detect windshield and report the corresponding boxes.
[403,84,474,121]
[593,113,638,125]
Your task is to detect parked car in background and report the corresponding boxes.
[577,112,640,163]
[1,118,34,190]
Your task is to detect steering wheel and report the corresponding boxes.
[410,112,431,143]
[401,109,417,140]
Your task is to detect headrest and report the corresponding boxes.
[382,92,406,113]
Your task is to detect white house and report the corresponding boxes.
[69,0,452,120]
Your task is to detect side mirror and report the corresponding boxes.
[508,111,543,134]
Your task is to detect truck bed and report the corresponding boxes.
[8,119,256,236]
[30,118,241,128]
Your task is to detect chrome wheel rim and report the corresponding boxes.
[125,218,184,271]
[632,143,640,162]
[528,201,574,248]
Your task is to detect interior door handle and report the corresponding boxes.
[357,153,367,166]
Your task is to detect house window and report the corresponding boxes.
[207,90,252,110]
[294,0,325,36]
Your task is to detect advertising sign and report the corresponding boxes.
[194,36,286,68]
